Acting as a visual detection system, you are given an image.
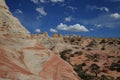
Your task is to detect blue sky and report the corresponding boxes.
[6,0,120,37]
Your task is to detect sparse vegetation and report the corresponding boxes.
[87,39,97,47]
[109,63,120,72]
[100,39,106,44]
[86,54,99,62]
[81,63,86,66]
[90,63,100,77]
[74,51,83,56]
[60,49,72,60]
[116,77,120,80]
[62,36,120,80]
[74,64,94,80]
[100,75,114,80]
[101,47,105,50]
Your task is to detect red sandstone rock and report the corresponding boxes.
[40,54,80,80]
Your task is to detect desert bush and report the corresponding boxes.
[86,54,93,60]
[87,39,97,47]
[70,38,75,43]
[100,39,106,44]
[117,60,120,63]
[101,47,105,50]
[60,52,67,60]
[81,63,86,66]
[109,63,117,71]
[74,51,83,56]
[107,56,115,58]
[117,67,120,72]
[87,48,92,51]
[90,63,100,77]
[78,71,94,80]
[117,41,120,44]
[86,54,99,62]
[108,41,114,45]
[117,56,120,59]
[70,54,74,57]
[60,49,72,60]
[116,77,120,80]
[74,64,93,80]
[109,63,120,72]
[100,75,114,80]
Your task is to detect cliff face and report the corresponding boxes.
[0,0,81,80]
[0,0,29,34]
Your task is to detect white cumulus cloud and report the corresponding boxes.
[111,13,120,19]
[36,7,47,16]
[40,0,45,3]
[57,23,89,32]
[50,28,57,33]
[15,9,23,14]
[90,28,94,31]
[35,29,41,33]
[31,0,64,4]
[87,5,109,12]
[94,24,102,28]
[100,7,109,12]
[50,0,64,3]
[65,16,72,22]
[67,6,77,11]
[31,0,39,4]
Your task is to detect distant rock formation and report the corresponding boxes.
[53,33,63,39]
[42,32,49,37]
[32,33,66,53]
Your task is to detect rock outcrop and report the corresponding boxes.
[53,33,63,39]
[32,34,67,53]
[42,32,49,37]
[0,0,30,39]
[0,0,81,80]
[40,54,80,80]
[0,0,29,33]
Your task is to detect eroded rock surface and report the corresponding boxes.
[0,0,81,80]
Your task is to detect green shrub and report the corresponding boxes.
[78,71,94,80]
[90,63,100,77]
[117,67,120,72]
[116,77,120,80]
[101,75,114,80]
[60,52,67,60]
[60,49,72,60]
[100,39,106,44]
[87,39,97,47]
[74,51,83,56]
[101,47,105,50]
[74,64,94,80]
[81,63,86,66]
[70,54,74,57]
[109,63,120,71]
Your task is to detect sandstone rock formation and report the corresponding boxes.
[32,34,67,53]
[0,0,31,39]
[0,0,81,80]
[53,33,63,39]
[0,0,30,33]
[42,32,49,37]
[40,54,80,80]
